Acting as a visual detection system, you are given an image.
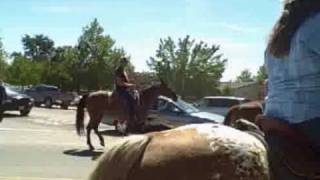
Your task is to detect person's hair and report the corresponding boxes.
[267,0,320,58]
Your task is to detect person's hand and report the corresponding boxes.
[129,84,136,89]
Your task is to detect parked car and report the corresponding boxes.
[195,96,251,116]
[3,85,34,116]
[24,85,76,109]
[148,96,225,128]
[102,96,225,129]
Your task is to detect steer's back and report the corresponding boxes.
[89,123,270,180]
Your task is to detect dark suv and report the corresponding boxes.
[24,85,75,109]
[3,86,33,116]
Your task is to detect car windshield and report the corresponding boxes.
[176,99,199,114]
[5,86,19,96]
[207,98,240,107]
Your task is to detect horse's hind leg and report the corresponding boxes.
[86,125,94,151]
[94,128,105,147]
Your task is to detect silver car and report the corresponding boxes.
[147,96,224,128]
[102,96,225,129]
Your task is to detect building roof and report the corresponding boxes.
[220,81,258,89]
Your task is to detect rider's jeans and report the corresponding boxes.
[266,117,320,180]
[117,89,135,119]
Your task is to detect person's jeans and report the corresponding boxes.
[266,117,320,180]
[117,90,135,120]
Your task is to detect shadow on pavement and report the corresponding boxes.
[100,125,170,136]
[143,124,170,133]
[63,149,104,160]
[100,129,124,137]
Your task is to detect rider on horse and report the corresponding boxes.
[114,57,137,123]
[258,0,320,179]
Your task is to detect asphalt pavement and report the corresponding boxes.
[0,107,123,180]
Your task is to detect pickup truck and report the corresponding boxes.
[24,85,75,109]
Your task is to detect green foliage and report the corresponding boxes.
[77,18,128,90]
[0,38,8,81]
[6,55,44,85]
[256,65,268,83]
[148,35,227,98]
[2,20,232,95]
[236,69,255,82]
[4,19,128,91]
[45,46,78,90]
[22,34,55,61]
[220,85,233,96]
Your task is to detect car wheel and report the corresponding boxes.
[61,102,69,110]
[20,109,30,116]
[34,102,41,107]
[44,98,52,108]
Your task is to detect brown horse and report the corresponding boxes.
[89,123,270,180]
[76,80,177,150]
[224,101,264,126]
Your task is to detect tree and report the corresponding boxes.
[45,46,76,90]
[236,69,254,82]
[220,85,233,96]
[6,54,45,85]
[77,18,128,90]
[132,72,158,90]
[22,34,55,61]
[0,38,8,81]
[256,65,268,83]
[148,35,227,98]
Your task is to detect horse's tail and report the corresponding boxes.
[76,94,88,136]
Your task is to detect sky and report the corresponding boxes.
[0,0,282,81]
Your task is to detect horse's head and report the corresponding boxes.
[158,79,178,101]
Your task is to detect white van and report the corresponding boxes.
[195,96,251,116]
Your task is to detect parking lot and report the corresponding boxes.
[0,107,122,180]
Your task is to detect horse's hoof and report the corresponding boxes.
[100,142,105,147]
[89,146,95,151]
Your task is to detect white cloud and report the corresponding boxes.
[43,6,72,13]
[195,37,265,81]
[117,38,159,72]
[30,3,106,14]
[218,23,261,34]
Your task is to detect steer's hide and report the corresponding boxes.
[89,123,270,180]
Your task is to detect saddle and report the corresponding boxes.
[255,115,320,179]
[110,90,140,106]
